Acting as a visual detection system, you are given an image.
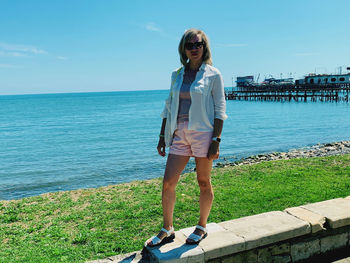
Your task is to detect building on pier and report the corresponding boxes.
[300,73,350,85]
[236,76,254,87]
[235,68,350,90]
[227,67,350,102]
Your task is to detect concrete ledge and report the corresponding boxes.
[86,250,145,263]
[219,211,310,250]
[300,198,350,228]
[146,223,246,263]
[90,197,350,262]
[147,230,204,263]
[284,206,326,233]
[180,223,245,261]
[144,197,350,262]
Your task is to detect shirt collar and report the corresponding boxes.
[199,63,206,71]
[182,62,206,73]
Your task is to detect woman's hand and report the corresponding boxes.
[207,140,219,160]
[157,137,166,157]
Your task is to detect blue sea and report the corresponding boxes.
[1,90,350,200]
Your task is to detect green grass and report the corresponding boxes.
[1,154,350,263]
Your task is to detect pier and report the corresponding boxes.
[226,83,350,102]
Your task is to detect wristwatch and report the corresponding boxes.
[212,137,221,143]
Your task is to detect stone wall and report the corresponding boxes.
[144,197,350,263]
[88,196,350,263]
[208,227,350,263]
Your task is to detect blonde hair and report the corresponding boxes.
[178,29,212,66]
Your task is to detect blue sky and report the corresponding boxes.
[0,0,350,95]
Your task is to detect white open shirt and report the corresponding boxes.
[161,63,228,147]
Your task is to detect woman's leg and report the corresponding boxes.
[148,153,189,244]
[162,153,190,228]
[188,157,214,239]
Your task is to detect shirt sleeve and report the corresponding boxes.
[212,73,228,120]
[160,71,176,119]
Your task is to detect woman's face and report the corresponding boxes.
[185,34,204,64]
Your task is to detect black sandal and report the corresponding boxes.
[146,227,175,247]
[185,225,208,245]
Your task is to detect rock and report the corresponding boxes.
[225,141,349,168]
[291,239,321,262]
[320,233,348,253]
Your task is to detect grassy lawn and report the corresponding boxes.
[1,154,350,263]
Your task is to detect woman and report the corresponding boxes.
[146,29,227,246]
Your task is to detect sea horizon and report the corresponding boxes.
[0,87,235,97]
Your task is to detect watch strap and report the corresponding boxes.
[212,137,221,143]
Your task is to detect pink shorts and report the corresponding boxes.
[169,121,213,158]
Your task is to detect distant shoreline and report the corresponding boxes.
[216,140,350,168]
[0,89,169,97]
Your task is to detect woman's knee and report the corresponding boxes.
[197,177,212,189]
[163,175,179,191]
[198,178,214,199]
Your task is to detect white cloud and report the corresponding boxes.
[56,56,68,60]
[216,43,248,48]
[0,42,48,57]
[133,22,177,40]
[144,22,162,32]
[0,42,69,61]
[0,51,28,57]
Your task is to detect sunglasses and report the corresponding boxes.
[185,41,205,50]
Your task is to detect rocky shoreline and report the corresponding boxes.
[216,141,350,168]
